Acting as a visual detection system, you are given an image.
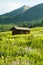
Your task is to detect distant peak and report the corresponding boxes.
[23,5,30,10]
[23,5,27,7]
[23,5,30,7]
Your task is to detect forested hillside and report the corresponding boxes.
[0,3,43,31]
[0,3,43,24]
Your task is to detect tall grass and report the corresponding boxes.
[0,27,43,65]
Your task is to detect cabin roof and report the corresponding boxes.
[14,27,30,30]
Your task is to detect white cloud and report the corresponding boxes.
[7,1,22,10]
[0,4,4,8]
[0,0,43,15]
[0,1,23,14]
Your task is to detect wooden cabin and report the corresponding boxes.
[10,27,30,35]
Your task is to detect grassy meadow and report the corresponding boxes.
[0,27,43,65]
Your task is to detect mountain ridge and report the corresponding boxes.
[14,3,43,22]
[0,3,43,24]
[0,5,30,17]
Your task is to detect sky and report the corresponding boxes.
[0,0,43,15]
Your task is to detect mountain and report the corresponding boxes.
[0,5,30,18]
[0,5,30,24]
[0,3,43,24]
[14,3,43,22]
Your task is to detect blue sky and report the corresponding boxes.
[0,0,43,15]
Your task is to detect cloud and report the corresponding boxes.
[0,0,23,14]
[7,1,22,10]
[0,4,4,8]
[0,0,43,15]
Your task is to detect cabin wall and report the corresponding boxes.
[12,30,30,35]
[12,29,16,35]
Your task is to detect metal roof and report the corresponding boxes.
[14,27,30,30]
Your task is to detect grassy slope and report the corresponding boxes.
[0,27,43,65]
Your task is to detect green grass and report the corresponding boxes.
[0,27,43,65]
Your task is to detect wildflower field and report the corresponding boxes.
[0,27,43,65]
